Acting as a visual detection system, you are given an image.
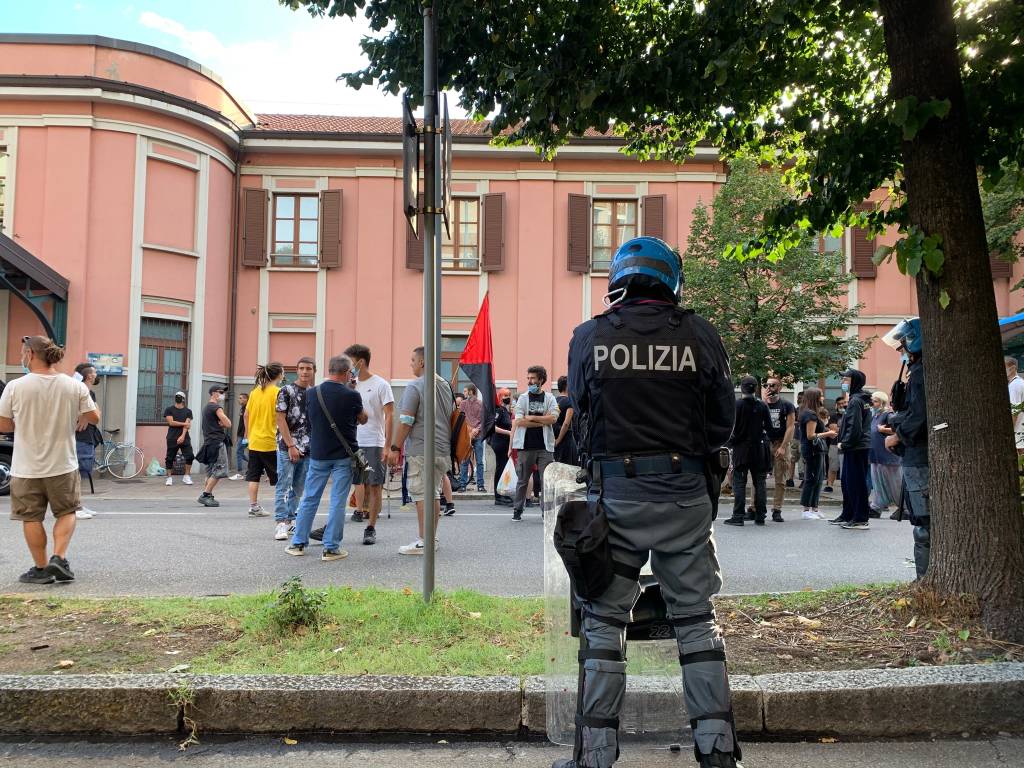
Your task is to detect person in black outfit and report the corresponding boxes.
[831,368,873,529]
[723,375,774,526]
[553,375,578,466]
[490,387,514,506]
[163,392,194,485]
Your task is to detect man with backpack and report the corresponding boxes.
[388,346,454,555]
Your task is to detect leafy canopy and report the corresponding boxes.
[684,158,865,381]
[283,0,1024,272]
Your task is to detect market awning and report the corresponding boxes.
[0,231,69,342]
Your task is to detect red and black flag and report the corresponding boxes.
[459,293,496,438]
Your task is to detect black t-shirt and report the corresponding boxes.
[163,405,194,443]
[75,390,101,445]
[554,395,571,437]
[491,406,513,450]
[764,397,796,442]
[523,392,547,451]
[202,401,227,443]
[306,381,363,461]
[798,409,825,457]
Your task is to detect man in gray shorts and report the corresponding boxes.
[314,344,394,546]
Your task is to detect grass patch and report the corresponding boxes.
[0,582,1017,677]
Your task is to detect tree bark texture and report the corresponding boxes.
[881,0,1024,640]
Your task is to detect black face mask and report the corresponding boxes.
[502,398,511,405]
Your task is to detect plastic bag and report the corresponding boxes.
[496,457,518,497]
[146,458,166,476]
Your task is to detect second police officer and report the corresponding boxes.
[559,237,741,768]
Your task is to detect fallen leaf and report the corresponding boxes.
[820,737,838,744]
[437,739,449,744]
[796,616,822,629]
[893,598,910,608]
[402,587,414,596]
[55,659,74,668]
[165,650,181,655]
[907,616,918,629]
[284,737,298,745]
[142,628,158,636]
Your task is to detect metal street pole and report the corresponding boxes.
[421,3,438,602]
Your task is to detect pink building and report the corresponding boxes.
[0,34,1018,464]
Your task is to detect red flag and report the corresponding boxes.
[459,293,496,437]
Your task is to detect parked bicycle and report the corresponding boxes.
[95,428,145,480]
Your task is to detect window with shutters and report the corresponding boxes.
[0,147,7,234]
[272,194,319,268]
[136,318,189,425]
[440,334,471,391]
[441,198,480,271]
[592,199,637,272]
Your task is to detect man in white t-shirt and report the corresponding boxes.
[311,344,394,547]
[1006,356,1024,453]
[0,336,98,584]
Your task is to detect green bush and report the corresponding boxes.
[269,577,327,633]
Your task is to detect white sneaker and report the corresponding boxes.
[165,477,173,486]
[801,509,817,520]
[228,473,243,481]
[274,521,289,540]
[811,509,825,519]
[399,539,425,555]
[75,508,95,519]
[182,475,193,485]
[248,504,270,518]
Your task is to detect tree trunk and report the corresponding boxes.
[880,0,1024,641]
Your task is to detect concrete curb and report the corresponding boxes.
[1,663,1020,738]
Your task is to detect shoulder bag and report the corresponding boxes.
[314,385,371,480]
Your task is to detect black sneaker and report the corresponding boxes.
[443,503,456,516]
[841,521,870,531]
[785,479,795,488]
[754,515,766,526]
[828,516,848,525]
[19,566,55,585]
[309,526,325,542]
[351,510,364,523]
[512,509,523,521]
[868,508,882,519]
[363,526,376,545]
[772,509,785,523]
[198,493,219,507]
[45,555,74,581]
[722,516,744,526]
[823,486,834,493]
[526,498,538,508]
[744,506,756,521]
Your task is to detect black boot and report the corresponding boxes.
[722,514,744,526]
[744,506,755,521]
[772,509,784,523]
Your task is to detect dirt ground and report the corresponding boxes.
[0,585,1019,676]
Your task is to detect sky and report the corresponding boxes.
[4,0,457,118]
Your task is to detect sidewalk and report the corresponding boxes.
[1,663,1021,738]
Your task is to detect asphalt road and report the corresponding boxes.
[1,737,1020,767]
[0,478,914,597]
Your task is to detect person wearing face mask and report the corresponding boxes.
[824,395,845,493]
[197,385,232,507]
[490,388,515,506]
[829,369,873,530]
[762,376,795,522]
[509,366,559,521]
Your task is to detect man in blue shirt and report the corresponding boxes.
[285,355,367,561]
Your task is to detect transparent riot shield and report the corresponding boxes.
[542,462,688,750]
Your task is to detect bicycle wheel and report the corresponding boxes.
[104,444,145,479]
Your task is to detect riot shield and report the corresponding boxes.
[542,462,688,750]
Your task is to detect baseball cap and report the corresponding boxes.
[174,391,186,399]
[208,384,227,395]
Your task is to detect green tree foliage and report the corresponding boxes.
[981,163,1024,274]
[684,160,865,382]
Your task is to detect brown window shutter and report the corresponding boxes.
[641,194,667,240]
[481,192,505,271]
[567,193,592,273]
[319,189,342,269]
[991,255,1012,279]
[240,188,268,267]
[405,193,424,270]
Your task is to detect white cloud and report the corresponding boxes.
[136,9,464,120]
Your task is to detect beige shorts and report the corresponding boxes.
[10,470,82,522]
[406,454,449,503]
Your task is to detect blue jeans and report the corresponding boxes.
[274,448,309,522]
[235,441,248,473]
[460,437,486,490]
[291,458,352,551]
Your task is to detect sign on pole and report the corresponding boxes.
[402,92,420,237]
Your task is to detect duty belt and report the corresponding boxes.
[593,453,705,482]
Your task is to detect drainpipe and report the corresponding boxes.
[225,145,242,430]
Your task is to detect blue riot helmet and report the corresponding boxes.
[605,237,683,306]
[882,317,923,354]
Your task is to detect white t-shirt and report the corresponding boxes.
[1009,376,1024,448]
[0,373,97,478]
[355,374,395,448]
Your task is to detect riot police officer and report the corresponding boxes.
[558,237,740,768]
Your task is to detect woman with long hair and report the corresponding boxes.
[797,387,837,519]
[868,391,902,517]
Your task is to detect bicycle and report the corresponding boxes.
[94,428,145,480]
